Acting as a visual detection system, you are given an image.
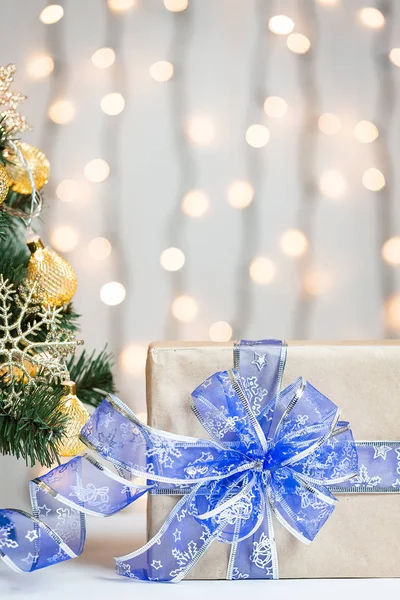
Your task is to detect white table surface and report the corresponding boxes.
[1,513,399,599]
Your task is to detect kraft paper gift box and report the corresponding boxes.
[146,341,400,579]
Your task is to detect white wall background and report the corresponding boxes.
[1,0,400,506]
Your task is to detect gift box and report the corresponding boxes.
[146,340,400,579]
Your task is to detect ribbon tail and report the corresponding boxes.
[226,502,278,580]
[116,484,224,582]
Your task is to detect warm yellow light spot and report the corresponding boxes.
[246,124,270,148]
[263,96,288,118]
[119,343,147,377]
[160,247,185,272]
[287,33,311,54]
[354,120,379,143]
[358,7,385,29]
[40,5,64,24]
[209,321,233,342]
[249,257,276,285]
[48,100,76,124]
[181,190,209,218]
[84,159,110,183]
[303,271,332,296]
[318,113,341,135]
[316,0,338,5]
[172,295,198,322]
[187,116,215,146]
[319,170,347,198]
[268,15,294,35]
[389,48,400,67]
[385,295,400,331]
[88,237,112,261]
[107,0,136,12]
[362,168,385,191]
[56,179,79,203]
[382,237,400,265]
[92,47,116,69]
[50,226,79,253]
[227,181,254,209]
[101,92,125,116]
[26,55,54,79]
[149,61,174,82]
[100,282,126,306]
[280,229,308,257]
[163,0,188,12]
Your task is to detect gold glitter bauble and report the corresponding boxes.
[6,142,50,195]
[57,381,90,457]
[0,164,10,204]
[26,237,77,307]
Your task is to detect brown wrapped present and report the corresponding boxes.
[146,341,400,579]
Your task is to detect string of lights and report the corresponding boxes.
[292,2,319,339]
[162,3,195,339]
[372,0,397,337]
[231,0,272,338]
[96,3,129,365]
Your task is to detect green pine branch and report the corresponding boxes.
[0,381,67,467]
[67,348,116,408]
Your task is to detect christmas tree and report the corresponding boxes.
[0,64,115,468]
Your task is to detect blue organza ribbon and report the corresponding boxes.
[1,340,400,580]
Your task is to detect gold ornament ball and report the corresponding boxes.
[57,381,90,458]
[0,164,10,204]
[6,142,50,195]
[26,237,77,307]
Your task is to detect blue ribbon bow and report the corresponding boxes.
[1,340,399,580]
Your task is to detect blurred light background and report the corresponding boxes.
[1,0,400,509]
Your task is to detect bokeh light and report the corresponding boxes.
[227,181,254,209]
[181,190,209,218]
[160,247,185,272]
[84,159,110,183]
[26,55,54,79]
[246,124,270,148]
[385,295,400,331]
[303,271,333,296]
[172,295,198,322]
[48,100,76,124]
[164,0,188,12]
[149,61,174,82]
[263,96,288,118]
[100,282,126,306]
[119,343,147,377]
[209,321,233,342]
[107,0,136,12]
[280,229,308,257]
[187,116,215,145]
[354,120,379,143]
[40,5,64,24]
[318,113,341,135]
[362,168,385,191]
[381,237,400,265]
[50,226,79,253]
[101,92,125,116]
[268,15,294,35]
[92,47,116,69]
[88,237,112,261]
[389,48,400,67]
[316,0,338,5]
[319,170,347,198]
[358,7,385,29]
[249,257,276,285]
[56,179,79,203]
[287,33,311,54]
